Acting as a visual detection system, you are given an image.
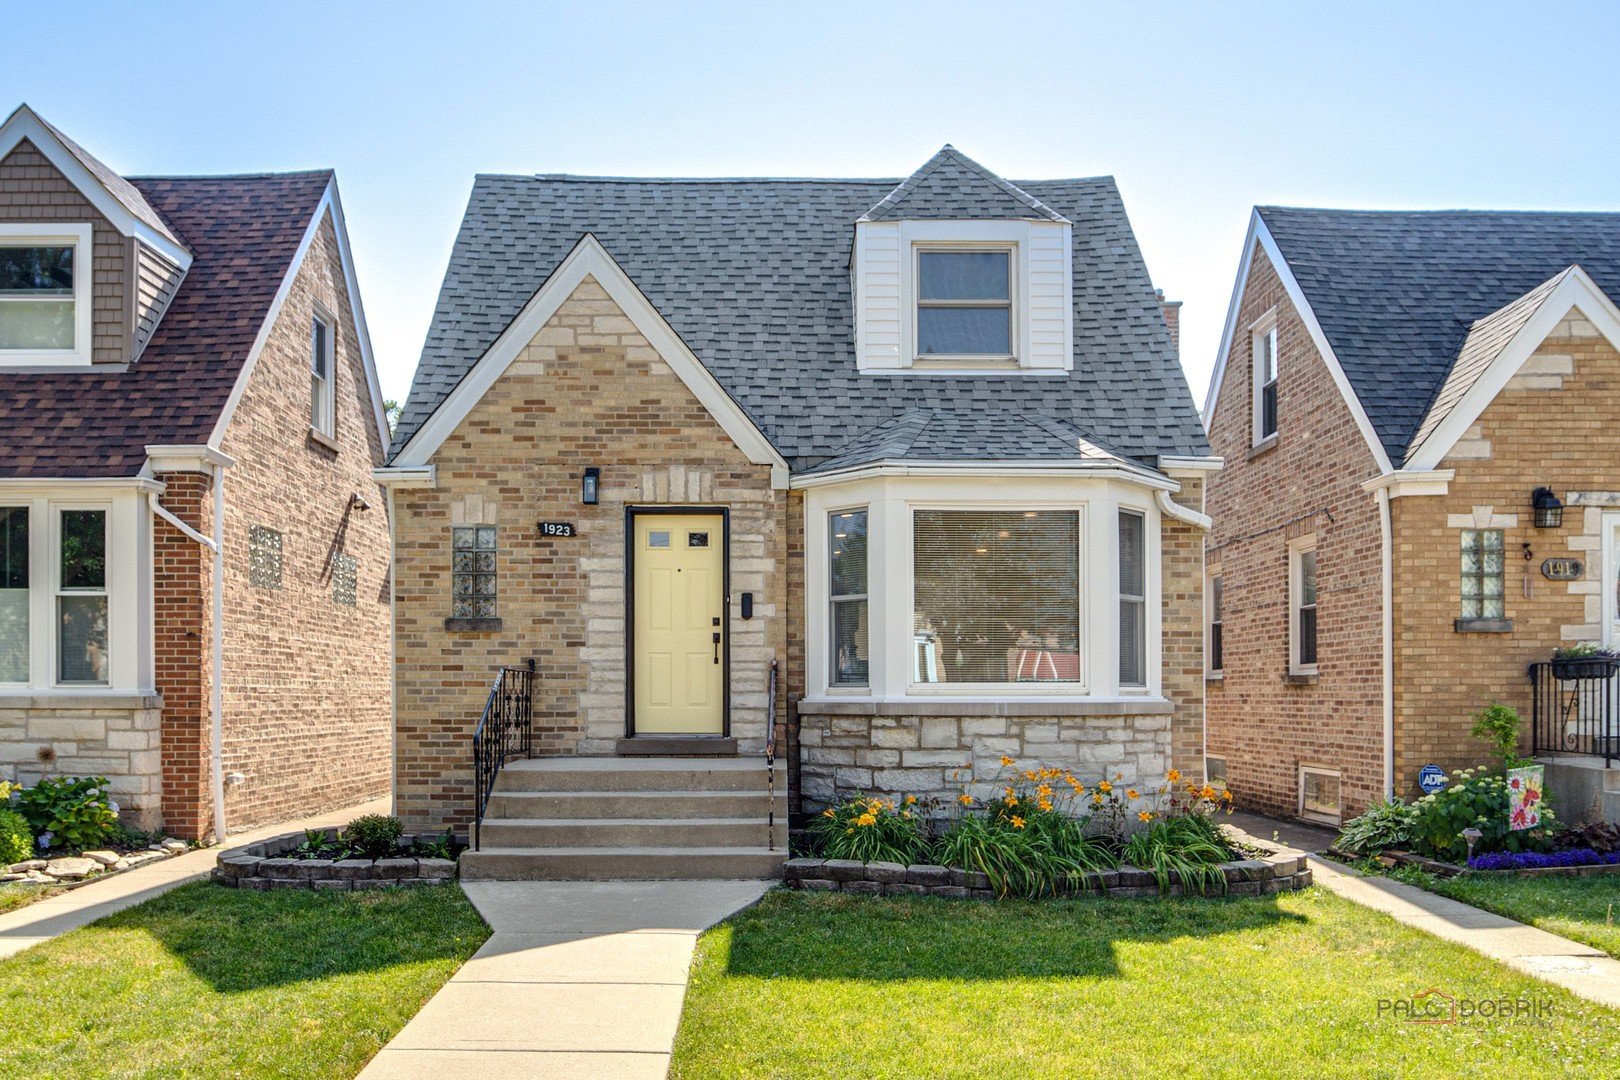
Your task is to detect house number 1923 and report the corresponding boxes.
[537,521,577,538]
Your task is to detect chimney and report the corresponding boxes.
[1155,288,1182,358]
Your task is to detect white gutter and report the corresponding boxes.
[789,458,1180,491]
[1155,489,1212,532]
[208,461,227,844]
[152,501,217,552]
[1375,484,1395,801]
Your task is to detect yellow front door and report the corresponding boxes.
[632,513,725,734]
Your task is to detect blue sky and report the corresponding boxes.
[6,2,1617,408]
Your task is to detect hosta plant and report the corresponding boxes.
[1335,798,1417,856]
[15,776,118,851]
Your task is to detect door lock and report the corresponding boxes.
[712,632,721,664]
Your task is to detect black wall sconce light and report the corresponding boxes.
[1532,487,1563,529]
[581,467,601,506]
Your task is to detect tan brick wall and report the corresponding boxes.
[393,278,786,831]
[1204,245,1386,821]
[0,139,130,364]
[1391,308,1620,794]
[214,210,392,832]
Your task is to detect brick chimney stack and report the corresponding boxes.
[1155,288,1182,358]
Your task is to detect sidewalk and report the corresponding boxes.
[0,794,390,959]
[358,879,773,1080]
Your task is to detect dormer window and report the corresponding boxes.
[0,225,93,365]
[916,249,1013,361]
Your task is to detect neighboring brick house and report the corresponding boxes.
[0,105,392,839]
[1204,207,1620,826]
[381,145,1217,871]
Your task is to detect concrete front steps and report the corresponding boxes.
[461,757,787,881]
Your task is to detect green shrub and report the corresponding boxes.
[0,809,32,866]
[1334,798,1416,856]
[1407,767,1556,861]
[1121,813,1232,895]
[410,827,461,861]
[343,815,404,859]
[808,795,931,865]
[1470,702,1527,766]
[15,776,118,851]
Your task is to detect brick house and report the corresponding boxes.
[1204,207,1620,826]
[380,146,1217,877]
[0,106,392,840]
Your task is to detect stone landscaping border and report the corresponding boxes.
[5,843,188,889]
[212,829,457,891]
[784,848,1313,899]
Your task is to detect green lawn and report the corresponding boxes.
[671,888,1620,1079]
[1409,871,1620,959]
[0,881,489,1078]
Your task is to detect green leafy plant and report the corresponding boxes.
[1121,813,1232,895]
[934,812,1118,898]
[0,808,32,865]
[15,776,118,851]
[1552,641,1618,660]
[808,794,931,865]
[410,827,460,861]
[290,827,348,860]
[1407,766,1557,861]
[342,814,404,860]
[1471,702,1527,766]
[1334,798,1416,856]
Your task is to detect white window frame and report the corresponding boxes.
[53,505,110,686]
[0,223,95,367]
[1207,569,1223,677]
[828,506,870,688]
[1299,764,1342,825]
[801,474,1165,703]
[310,305,336,438]
[1288,536,1318,675]
[1251,314,1279,446]
[911,244,1017,367]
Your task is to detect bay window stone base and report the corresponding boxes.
[796,701,1176,813]
[0,695,164,830]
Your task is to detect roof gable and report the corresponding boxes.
[1257,206,1620,464]
[860,146,1068,223]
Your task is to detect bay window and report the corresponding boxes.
[1118,510,1146,686]
[0,507,26,683]
[57,509,108,684]
[829,509,869,686]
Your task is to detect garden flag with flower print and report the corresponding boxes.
[1506,765,1544,831]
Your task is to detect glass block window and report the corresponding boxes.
[332,552,357,607]
[1460,528,1505,620]
[452,526,497,619]
[248,525,283,589]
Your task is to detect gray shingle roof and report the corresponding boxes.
[859,146,1069,223]
[392,160,1208,472]
[1258,207,1620,465]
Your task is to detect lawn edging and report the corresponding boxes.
[783,848,1312,898]
[212,829,456,891]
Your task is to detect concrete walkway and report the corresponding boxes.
[0,794,390,959]
[358,879,773,1080]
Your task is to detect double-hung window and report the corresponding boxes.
[1290,541,1318,673]
[829,509,869,686]
[913,510,1080,685]
[1118,510,1147,686]
[310,310,336,437]
[1253,323,1278,443]
[0,226,92,364]
[0,507,27,683]
[1208,573,1224,675]
[915,249,1013,361]
[56,509,108,684]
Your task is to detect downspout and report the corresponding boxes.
[1376,485,1395,801]
[209,462,227,844]
[1155,488,1212,532]
[1156,487,1213,783]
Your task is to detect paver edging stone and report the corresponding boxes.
[212,829,458,891]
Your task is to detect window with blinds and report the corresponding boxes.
[912,510,1079,685]
[1119,510,1146,686]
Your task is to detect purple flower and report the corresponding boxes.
[1468,848,1620,871]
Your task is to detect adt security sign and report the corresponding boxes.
[1418,765,1448,795]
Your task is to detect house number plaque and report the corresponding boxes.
[1541,558,1583,581]
[537,521,577,538]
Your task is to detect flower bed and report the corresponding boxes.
[783,847,1312,899]
[212,828,458,891]
[1466,849,1620,874]
[3,776,189,889]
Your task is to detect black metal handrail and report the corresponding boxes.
[472,659,535,850]
[1530,661,1619,767]
[765,659,779,851]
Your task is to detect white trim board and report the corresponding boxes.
[202,177,391,455]
[1203,210,1394,474]
[0,106,192,271]
[390,233,791,487]
[1403,267,1620,471]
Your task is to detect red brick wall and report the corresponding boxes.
[212,211,392,832]
[153,472,211,838]
[1204,245,1386,821]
